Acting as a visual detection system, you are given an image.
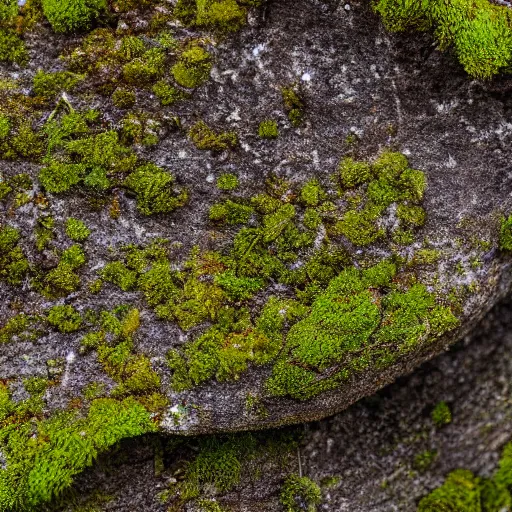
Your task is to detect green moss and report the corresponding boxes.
[124,163,188,215]
[118,35,146,62]
[189,120,238,151]
[33,70,83,98]
[499,214,512,251]
[0,29,28,65]
[414,450,437,472]
[0,225,30,286]
[300,179,326,207]
[41,0,108,33]
[0,114,11,139]
[214,271,264,301]
[122,48,166,85]
[66,218,91,242]
[336,207,384,246]
[101,261,138,291]
[338,157,372,188]
[120,112,160,146]
[418,470,482,511]
[0,313,41,344]
[397,203,426,227]
[152,80,185,106]
[39,162,84,193]
[112,88,136,109]
[0,0,17,22]
[209,200,253,224]
[374,0,512,79]
[281,86,304,127]
[171,46,212,88]
[431,401,452,427]
[196,0,247,32]
[258,119,279,139]
[280,474,322,512]
[47,305,82,333]
[0,391,156,510]
[216,173,239,190]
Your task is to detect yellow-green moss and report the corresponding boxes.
[258,119,279,139]
[172,46,212,88]
[66,218,91,242]
[47,304,82,333]
[189,121,238,151]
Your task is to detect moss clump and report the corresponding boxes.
[112,87,136,109]
[0,389,156,510]
[47,305,82,333]
[122,48,166,85]
[374,0,512,79]
[258,119,279,139]
[0,313,41,344]
[152,80,185,106]
[431,401,452,427]
[124,163,188,215]
[189,121,238,151]
[209,200,254,224]
[32,70,83,98]
[41,0,108,33]
[0,29,28,65]
[38,162,84,193]
[66,218,91,242]
[299,179,326,207]
[339,157,372,189]
[281,86,304,127]
[0,225,30,286]
[172,46,212,88]
[280,474,322,512]
[499,214,512,251]
[216,173,239,190]
[174,0,247,32]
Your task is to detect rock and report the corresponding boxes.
[52,296,512,511]
[1,0,512,507]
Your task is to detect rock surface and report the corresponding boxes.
[2,0,512,436]
[52,295,512,512]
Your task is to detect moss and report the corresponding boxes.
[499,214,512,251]
[118,35,146,62]
[336,207,384,246]
[189,120,238,151]
[300,179,326,207]
[120,112,160,146]
[0,114,11,139]
[39,162,84,193]
[431,401,452,427]
[124,163,188,215]
[122,48,166,85]
[66,218,91,242]
[171,46,212,88]
[47,305,82,333]
[0,225,30,286]
[152,80,185,106]
[414,450,437,472]
[216,173,239,190]
[100,261,138,291]
[0,0,17,22]
[0,29,28,65]
[280,474,322,512]
[9,121,45,160]
[196,0,247,32]
[258,119,279,139]
[397,203,426,227]
[281,86,304,127]
[32,70,83,98]
[0,313,41,344]
[0,392,156,510]
[209,199,253,224]
[112,87,136,109]
[338,157,372,188]
[41,0,108,33]
[214,271,264,301]
[374,0,512,79]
